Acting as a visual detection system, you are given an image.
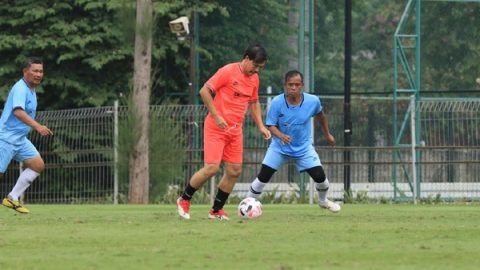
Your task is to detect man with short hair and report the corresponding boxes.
[246,70,341,213]
[0,57,53,213]
[177,44,271,220]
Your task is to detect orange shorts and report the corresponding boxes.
[203,119,243,164]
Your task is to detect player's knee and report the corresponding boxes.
[202,164,220,178]
[36,160,45,173]
[257,164,276,183]
[307,166,326,183]
[226,166,242,178]
[25,156,45,173]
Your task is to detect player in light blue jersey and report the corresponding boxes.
[247,70,341,213]
[0,57,53,214]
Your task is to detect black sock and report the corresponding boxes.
[212,188,230,212]
[181,183,197,200]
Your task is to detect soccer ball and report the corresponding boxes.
[237,197,262,219]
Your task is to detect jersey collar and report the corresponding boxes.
[283,93,304,108]
[21,78,35,92]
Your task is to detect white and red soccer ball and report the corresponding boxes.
[237,197,262,219]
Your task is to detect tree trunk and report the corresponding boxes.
[129,0,152,204]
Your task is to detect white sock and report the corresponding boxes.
[315,178,330,203]
[246,178,266,199]
[9,168,40,200]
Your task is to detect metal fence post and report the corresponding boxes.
[113,100,119,204]
[410,95,417,204]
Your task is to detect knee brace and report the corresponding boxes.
[257,164,277,183]
[305,166,326,183]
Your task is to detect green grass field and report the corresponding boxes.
[1,203,479,270]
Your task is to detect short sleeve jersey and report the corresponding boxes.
[0,79,38,145]
[204,63,259,128]
[266,92,322,157]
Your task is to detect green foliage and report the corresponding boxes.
[0,0,133,108]
[421,2,480,93]
[117,99,187,203]
[149,0,226,102]
[2,1,478,108]
[198,0,291,92]
[149,108,187,201]
[259,186,302,204]
[420,193,443,205]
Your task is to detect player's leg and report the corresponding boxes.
[247,165,276,199]
[207,132,243,220]
[0,139,16,185]
[177,127,224,219]
[0,139,16,176]
[183,163,220,198]
[304,166,340,213]
[298,148,340,213]
[2,140,41,214]
[177,162,220,219]
[247,147,285,199]
[207,162,241,220]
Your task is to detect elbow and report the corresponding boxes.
[13,107,24,117]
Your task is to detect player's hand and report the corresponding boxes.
[36,125,53,136]
[325,133,335,146]
[260,126,271,140]
[214,115,227,129]
[280,134,292,145]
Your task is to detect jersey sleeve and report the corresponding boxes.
[11,85,28,111]
[314,96,323,115]
[204,65,229,93]
[265,98,280,126]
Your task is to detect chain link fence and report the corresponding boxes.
[1,97,479,203]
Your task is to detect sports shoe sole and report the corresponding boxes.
[2,198,29,214]
[207,214,229,221]
[176,198,190,220]
[320,200,341,213]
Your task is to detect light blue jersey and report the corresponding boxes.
[0,78,37,145]
[266,92,322,157]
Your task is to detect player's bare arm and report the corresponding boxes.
[199,86,227,129]
[248,101,271,140]
[13,108,52,136]
[316,111,335,146]
[268,125,291,144]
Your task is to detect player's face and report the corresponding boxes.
[23,63,44,88]
[284,75,304,97]
[242,58,265,76]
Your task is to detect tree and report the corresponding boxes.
[128,0,152,204]
[197,0,291,92]
[0,0,133,108]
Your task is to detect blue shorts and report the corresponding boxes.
[262,145,322,172]
[0,139,39,173]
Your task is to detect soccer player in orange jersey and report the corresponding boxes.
[177,44,271,220]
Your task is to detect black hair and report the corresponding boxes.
[22,57,43,70]
[284,70,304,83]
[243,44,267,63]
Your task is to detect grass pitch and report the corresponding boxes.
[1,203,479,270]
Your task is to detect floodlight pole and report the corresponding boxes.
[188,11,197,105]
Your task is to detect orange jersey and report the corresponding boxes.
[204,62,259,127]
